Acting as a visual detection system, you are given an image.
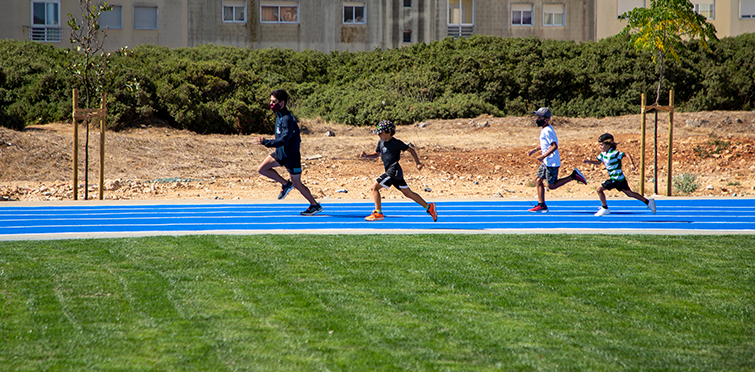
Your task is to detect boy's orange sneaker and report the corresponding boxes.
[365,211,385,221]
[427,202,437,222]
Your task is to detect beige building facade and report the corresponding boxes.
[0,0,188,50]
[1,0,753,53]
[597,0,755,39]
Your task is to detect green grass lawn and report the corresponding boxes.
[1,235,753,371]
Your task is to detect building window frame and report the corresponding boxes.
[511,4,533,26]
[99,5,123,29]
[223,0,247,23]
[133,6,158,30]
[617,0,645,19]
[343,2,366,24]
[404,0,412,8]
[30,0,62,42]
[543,4,565,26]
[261,1,299,23]
[693,1,715,19]
[448,0,474,26]
[403,30,412,43]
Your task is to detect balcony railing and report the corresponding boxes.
[28,27,63,43]
[448,25,474,38]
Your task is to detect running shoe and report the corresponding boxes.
[427,202,437,222]
[300,204,323,216]
[572,168,587,185]
[365,211,385,221]
[647,198,656,214]
[594,207,610,217]
[278,181,294,200]
[528,204,548,213]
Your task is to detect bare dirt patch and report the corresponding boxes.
[2,111,754,203]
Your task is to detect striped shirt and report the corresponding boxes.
[597,148,625,181]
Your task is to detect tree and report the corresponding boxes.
[66,0,112,200]
[620,0,717,104]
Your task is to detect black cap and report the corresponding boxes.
[598,133,614,143]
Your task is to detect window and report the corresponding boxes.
[404,0,412,7]
[617,0,644,18]
[403,30,412,43]
[223,0,246,23]
[344,2,365,24]
[511,4,533,26]
[448,0,473,25]
[261,1,298,23]
[99,5,123,29]
[134,6,158,29]
[30,0,62,42]
[743,0,755,18]
[694,1,715,19]
[543,4,564,26]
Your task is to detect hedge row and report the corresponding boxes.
[1,33,754,133]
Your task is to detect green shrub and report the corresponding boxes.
[673,173,701,194]
[2,33,755,133]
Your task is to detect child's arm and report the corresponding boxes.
[405,147,424,170]
[535,143,557,162]
[625,152,637,171]
[527,147,540,156]
[583,158,601,166]
[359,151,379,160]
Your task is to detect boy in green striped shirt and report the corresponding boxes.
[583,133,656,216]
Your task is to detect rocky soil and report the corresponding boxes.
[2,111,754,204]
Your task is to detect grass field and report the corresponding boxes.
[1,235,753,371]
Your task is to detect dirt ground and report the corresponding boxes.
[1,111,754,204]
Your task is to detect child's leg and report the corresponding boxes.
[622,188,649,204]
[597,185,608,208]
[370,182,383,211]
[547,175,573,190]
[536,177,546,204]
[400,187,429,209]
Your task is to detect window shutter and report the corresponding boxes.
[617,0,645,16]
[134,6,158,29]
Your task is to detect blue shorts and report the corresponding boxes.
[536,164,560,185]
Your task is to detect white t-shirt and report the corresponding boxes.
[539,125,561,167]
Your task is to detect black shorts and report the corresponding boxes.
[376,173,408,190]
[602,178,630,191]
[272,153,302,175]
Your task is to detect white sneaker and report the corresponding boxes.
[647,198,656,214]
[594,207,610,217]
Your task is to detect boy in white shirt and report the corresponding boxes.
[526,107,587,213]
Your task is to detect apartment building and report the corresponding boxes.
[598,0,755,39]
[1,1,753,53]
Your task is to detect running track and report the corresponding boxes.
[1,198,754,240]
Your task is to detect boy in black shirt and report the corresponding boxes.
[359,120,437,222]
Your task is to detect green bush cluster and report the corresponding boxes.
[673,173,701,194]
[1,33,754,134]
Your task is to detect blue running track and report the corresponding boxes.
[1,198,754,240]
